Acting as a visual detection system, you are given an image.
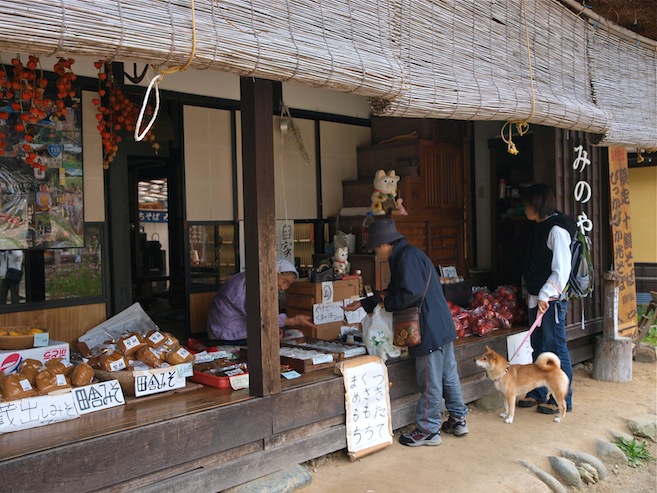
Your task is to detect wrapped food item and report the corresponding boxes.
[1,373,38,400]
[117,334,147,356]
[18,366,39,387]
[99,351,129,372]
[160,332,179,350]
[165,346,194,365]
[145,329,166,349]
[36,369,71,394]
[135,346,164,368]
[71,362,95,387]
[45,358,75,376]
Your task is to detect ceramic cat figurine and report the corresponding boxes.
[333,246,350,275]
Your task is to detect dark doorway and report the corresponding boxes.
[128,158,186,338]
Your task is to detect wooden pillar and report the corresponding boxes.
[592,271,632,382]
[240,77,281,397]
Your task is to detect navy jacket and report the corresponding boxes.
[362,238,456,357]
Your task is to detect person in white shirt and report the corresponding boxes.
[517,184,576,415]
[0,250,24,304]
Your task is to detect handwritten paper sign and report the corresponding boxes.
[0,393,79,433]
[506,331,533,364]
[72,380,125,415]
[134,365,187,397]
[343,298,367,324]
[313,302,345,325]
[608,147,638,336]
[336,355,393,460]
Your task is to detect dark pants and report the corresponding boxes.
[527,300,573,409]
[0,279,20,304]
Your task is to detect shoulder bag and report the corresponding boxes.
[5,267,23,283]
[392,269,432,348]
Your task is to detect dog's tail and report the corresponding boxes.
[535,352,562,371]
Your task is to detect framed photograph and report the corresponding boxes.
[440,265,458,278]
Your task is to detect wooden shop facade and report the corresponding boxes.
[0,1,652,488]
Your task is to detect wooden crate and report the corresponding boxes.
[286,279,360,340]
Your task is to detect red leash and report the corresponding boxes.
[508,312,544,363]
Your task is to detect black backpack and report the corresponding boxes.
[566,231,594,300]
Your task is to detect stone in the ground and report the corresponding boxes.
[518,460,567,493]
[596,439,629,465]
[472,391,505,411]
[558,448,608,480]
[634,343,656,363]
[548,456,583,488]
[608,428,634,442]
[627,414,657,442]
[222,465,312,493]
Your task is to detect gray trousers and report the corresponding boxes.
[415,342,468,433]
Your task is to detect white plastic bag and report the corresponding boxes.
[361,305,401,362]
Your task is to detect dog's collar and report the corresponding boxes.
[492,364,510,382]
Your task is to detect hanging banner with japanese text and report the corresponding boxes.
[336,355,393,460]
[608,147,638,335]
[276,220,295,265]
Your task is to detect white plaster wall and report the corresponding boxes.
[320,121,371,218]
[473,121,503,269]
[282,82,371,119]
[81,91,105,222]
[183,106,234,221]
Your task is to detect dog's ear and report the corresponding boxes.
[485,345,492,351]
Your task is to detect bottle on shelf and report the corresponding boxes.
[498,178,507,199]
[361,212,375,253]
[355,269,364,298]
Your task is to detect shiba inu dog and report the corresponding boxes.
[474,345,569,424]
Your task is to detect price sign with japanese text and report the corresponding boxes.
[133,365,187,397]
[72,380,125,415]
[0,393,79,433]
[608,147,638,334]
[336,355,393,460]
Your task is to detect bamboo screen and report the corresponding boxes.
[370,0,610,134]
[0,0,655,148]
[587,26,657,149]
[0,0,405,99]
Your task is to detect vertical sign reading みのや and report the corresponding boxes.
[336,355,393,460]
[608,147,638,336]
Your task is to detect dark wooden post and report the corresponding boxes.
[592,271,632,382]
[240,77,281,396]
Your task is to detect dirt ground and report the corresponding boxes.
[299,360,657,493]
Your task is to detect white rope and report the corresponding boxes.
[134,72,162,142]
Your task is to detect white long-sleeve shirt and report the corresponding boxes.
[527,225,571,309]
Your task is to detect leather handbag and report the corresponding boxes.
[392,269,432,348]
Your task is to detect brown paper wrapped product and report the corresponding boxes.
[145,329,166,349]
[135,346,164,368]
[36,369,71,394]
[99,351,129,372]
[117,334,147,356]
[165,346,194,365]
[18,366,39,387]
[45,358,75,376]
[71,362,95,387]
[160,332,179,350]
[18,358,44,373]
[1,373,38,400]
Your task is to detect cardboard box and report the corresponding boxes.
[286,279,360,340]
[0,340,70,374]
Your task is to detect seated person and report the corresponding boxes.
[207,259,317,345]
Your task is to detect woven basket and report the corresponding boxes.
[0,326,46,350]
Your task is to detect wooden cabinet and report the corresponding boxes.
[312,253,391,291]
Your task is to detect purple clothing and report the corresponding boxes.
[207,272,287,341]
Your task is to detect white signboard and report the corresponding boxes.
[72,380,125,415]
[134,365,187,397]
[507,331,533,364]
[312,302,345,325]
[0,393,79,433]
[337,356,393,459]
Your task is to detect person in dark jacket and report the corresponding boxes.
[517,184,576,414]
[344,219,468,446]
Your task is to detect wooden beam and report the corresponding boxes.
[240,77,281,397]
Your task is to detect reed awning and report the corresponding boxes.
[0,0,654,148]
